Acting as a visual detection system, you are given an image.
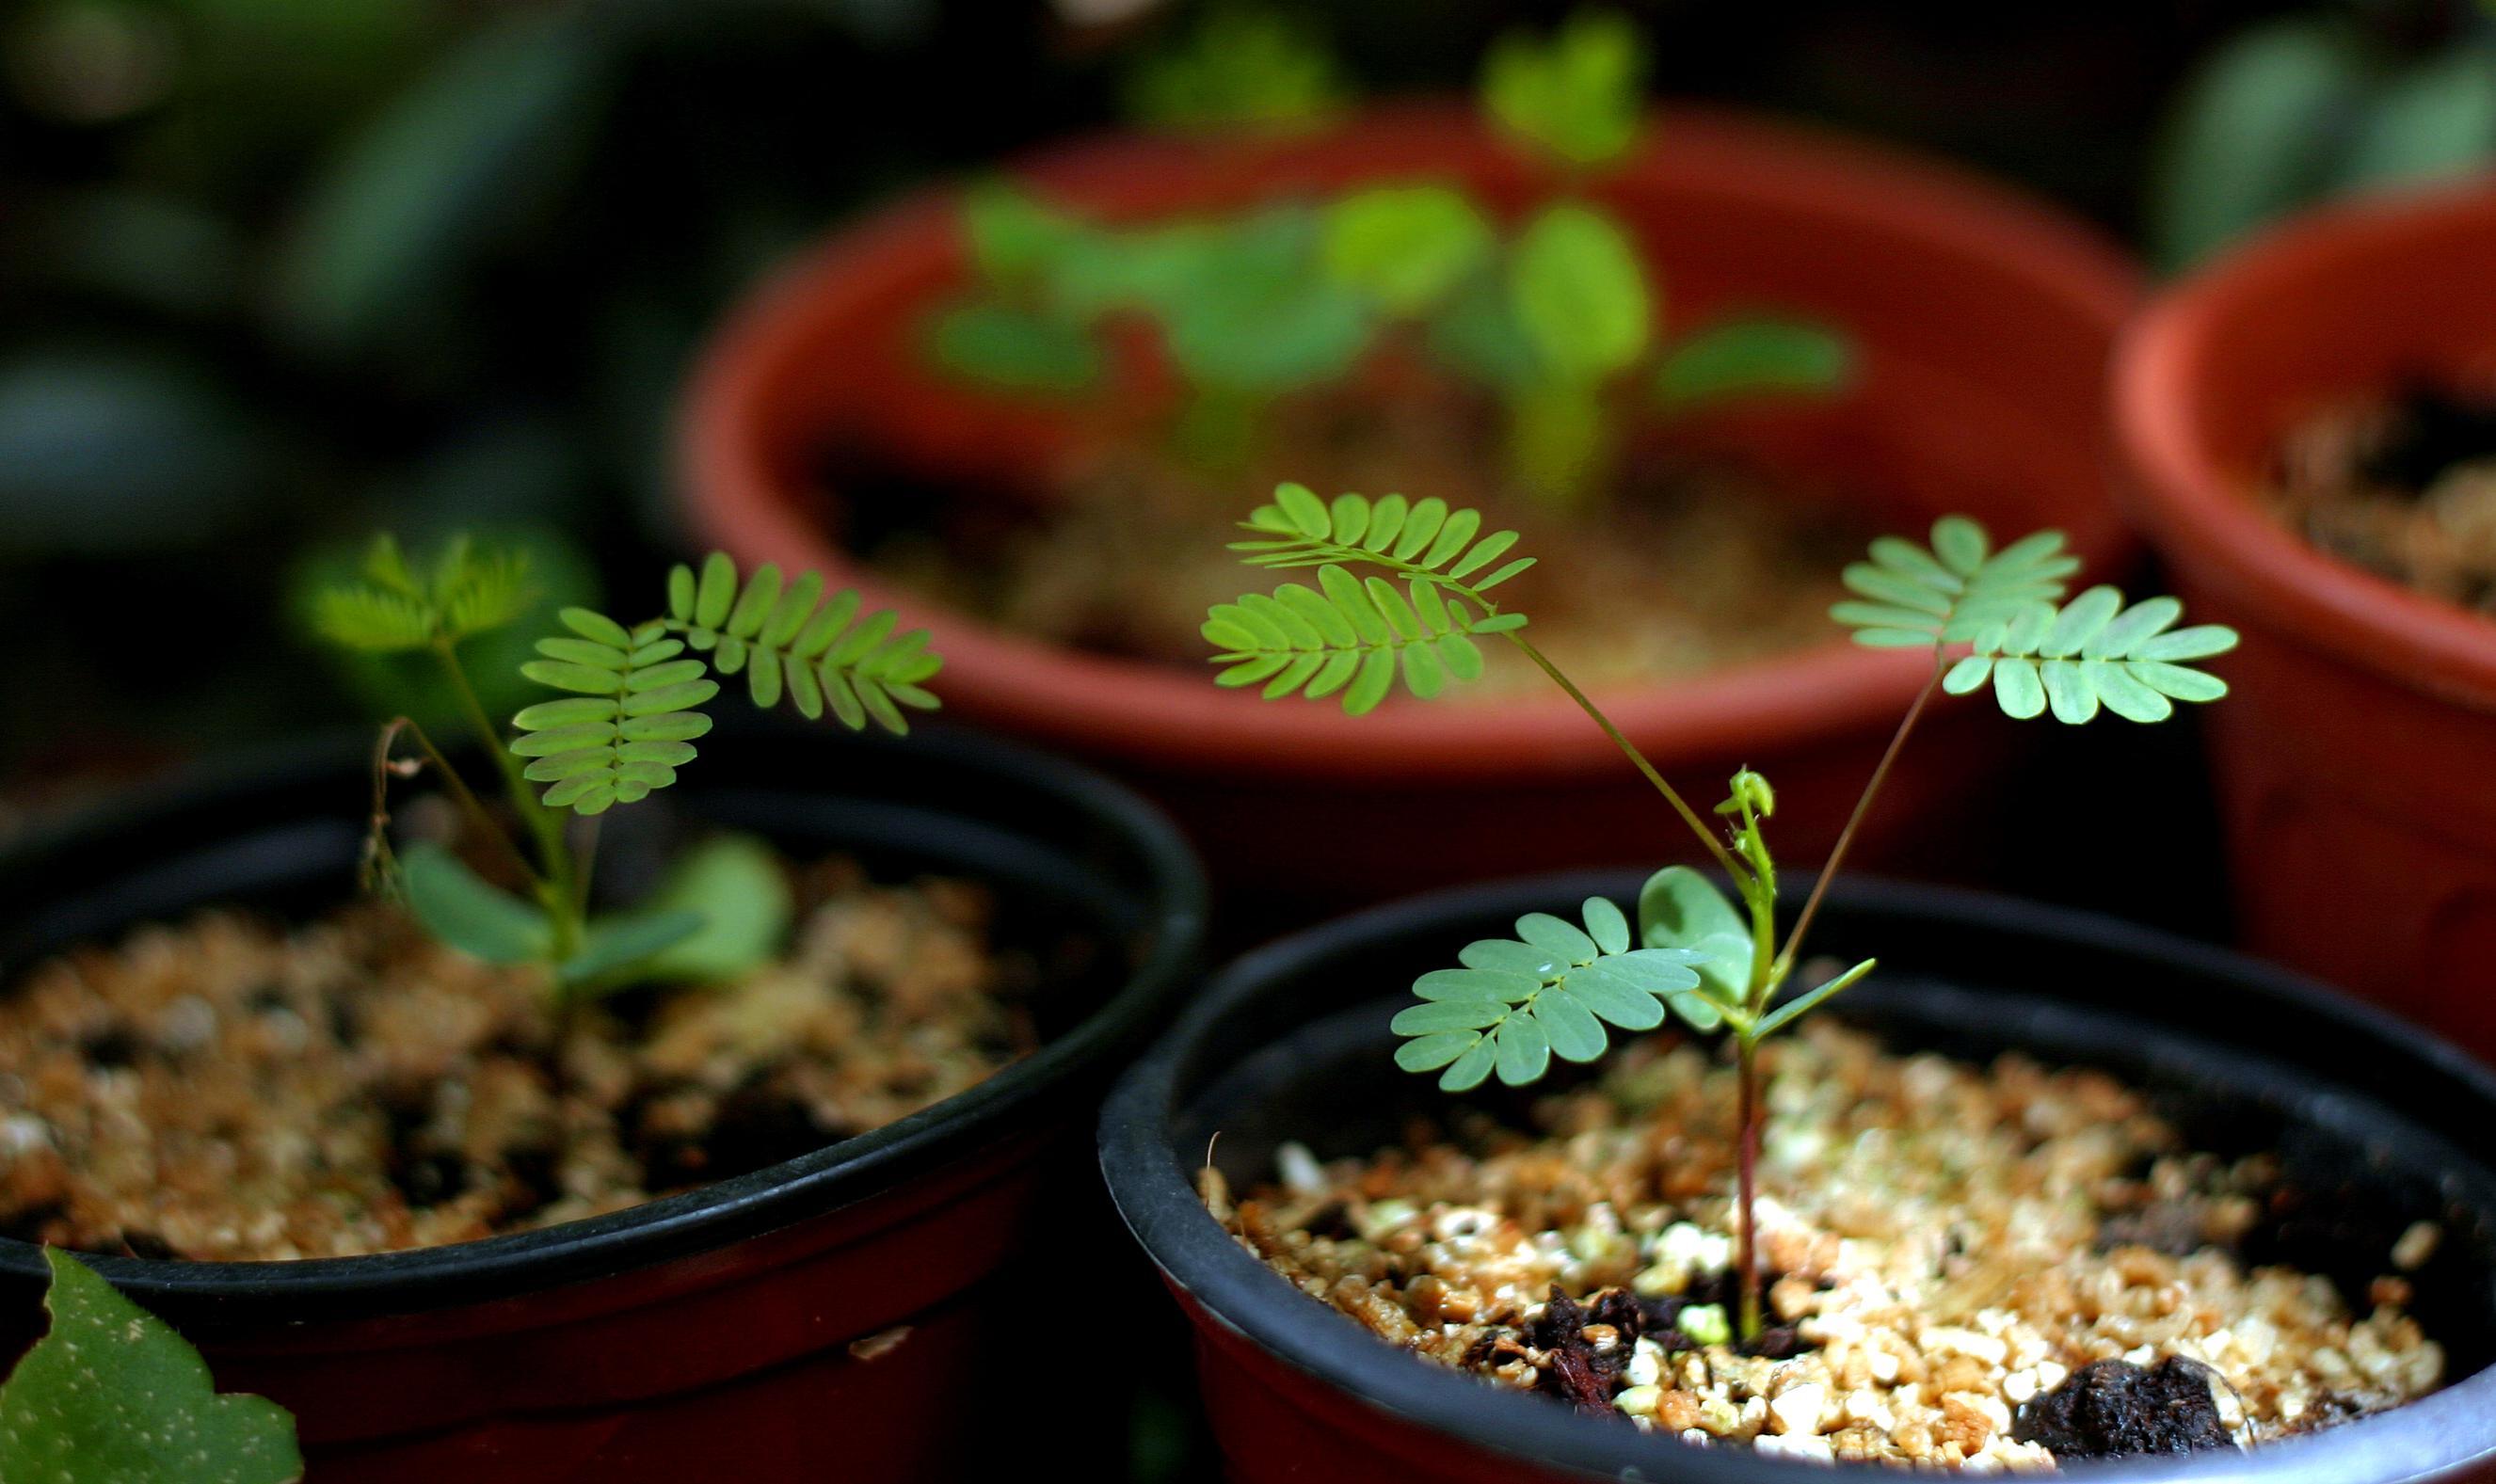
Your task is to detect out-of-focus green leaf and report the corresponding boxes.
[1161,209,1372,393]
[1322,185,1495,316]
[398,841,552,965]
[0,1250,301,1484]
[0,353,274,554]
[1123,6,1346,133]
[272,6,606,353]
[2337,46,2496,192]
[558,908,708,995]
[1509,202,1649,383]
[928,301,1101,391]
[1654,317,1854,410]
[1426,270,1542,391]
[292,518,600,727]
[2148,19,2376,273]
[1481,9,1646,169]
[632,834,793,985]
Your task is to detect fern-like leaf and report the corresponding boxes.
[1225,483,1538,592]
[313,534,537,654]
[1944,588,2239,724]
[1393,897,1717,1091]
[1204,564,1526,714]
[661,554,942,735]
[510,609,716,816]
[1829,517,2080,648]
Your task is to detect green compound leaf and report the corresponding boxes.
[1945,587,2239,725]
[1481,9,1646,168]
[1830,517,2082,649]
[1395,897,1714,1091]
[1208,487,1538,712]
[312,532,536,653]
[1322,185,1495,316]
[1509,202,1650,385]
[0,1249,302,1484]
[1653,316,1854,411]
[397,841,552,965]
[512,556,945,816]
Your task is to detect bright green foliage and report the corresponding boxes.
[1394,898,1714,1091]
[0,1250,302,1484]
[1322,186,1495,316]
[1481,9,1646,168]
[1205,487,1534,713]
[1654,318,1855,409]
[1945,589,2239,724]
[1829,517,2238,725]
[1509,203,1651,383]
[510,554,940,816]
[1829,516,2083,648]
[927,10,1853,510]
[631,835,794,984]
[1123,6,1347,134]
[313,533,535,653]
[399,840,552,963]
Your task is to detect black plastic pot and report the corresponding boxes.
[1100,871,2496,1483]
[0,724,1206,1481]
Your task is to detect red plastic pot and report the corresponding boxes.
[2114,182,2496,1063]
[1099,872,2496,1482]
[0,726,1205,1481]
[681,104,2142,908]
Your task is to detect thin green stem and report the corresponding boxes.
[1501,632,1748,884]
[1735,1033,1764,1345]
[432,640,583,960]
[1769,659,1944,984]
[370,717,539,891]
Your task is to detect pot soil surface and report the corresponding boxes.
[2269,375,2496,614]
[1207,1018,2445,1470]
[852,386,1865,694]
[0,851,1034,1261]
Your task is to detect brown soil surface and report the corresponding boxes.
[2269,379,2496,613]
[1207,1021,2445,1469]
[0,855,1032,1261]
[861,389,1866,694]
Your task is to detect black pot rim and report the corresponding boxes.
[1099,870,2496,1483]
[0,725,1208,1316]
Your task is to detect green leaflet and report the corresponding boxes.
[509,554,945,815]
[626,834,793,986]
[1122,5,1346,134]
[1395,896,1714,1091]
[1944,587,2239,725]
[0,1250,301,1484]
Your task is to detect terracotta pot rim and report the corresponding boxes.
[680,102,2142,781]
[2113,179,2496,711]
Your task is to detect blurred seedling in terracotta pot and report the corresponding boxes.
[312,535,942,1007]
[929,9,1853,505]
[1203,482,2239,1343]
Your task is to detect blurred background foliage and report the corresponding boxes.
[1,0,2484,814]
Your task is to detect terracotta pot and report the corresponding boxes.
[0,726,1206,1481]
[681,104,2142,909]
[1099,870,2496,1482]
[2113,182,2496,1062]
